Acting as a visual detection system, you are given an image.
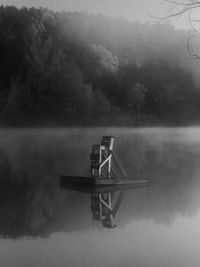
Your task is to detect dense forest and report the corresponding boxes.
[1,6,200,126]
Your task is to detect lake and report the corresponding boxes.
[0,127,200,267]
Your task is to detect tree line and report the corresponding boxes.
[0,6,200,126]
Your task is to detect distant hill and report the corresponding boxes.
[0,6,200,126]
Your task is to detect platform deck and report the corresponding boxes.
[60,175,149,187]
[60,182,149,194]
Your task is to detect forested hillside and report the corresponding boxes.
[0,6,200,126]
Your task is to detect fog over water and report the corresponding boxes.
[0,127,200,267]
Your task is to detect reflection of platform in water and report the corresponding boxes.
[61,183,149,228]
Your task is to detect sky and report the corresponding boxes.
[0,0,190,29]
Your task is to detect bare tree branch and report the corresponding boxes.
[187,37,200,59]
[163,0,200,18]
[161,1,200,60]
[188,13,200,37]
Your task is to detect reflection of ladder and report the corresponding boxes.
[91,190,125,228]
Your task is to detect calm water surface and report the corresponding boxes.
[0,127,200,267]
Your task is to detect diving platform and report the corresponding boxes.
[60,136,149,187]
